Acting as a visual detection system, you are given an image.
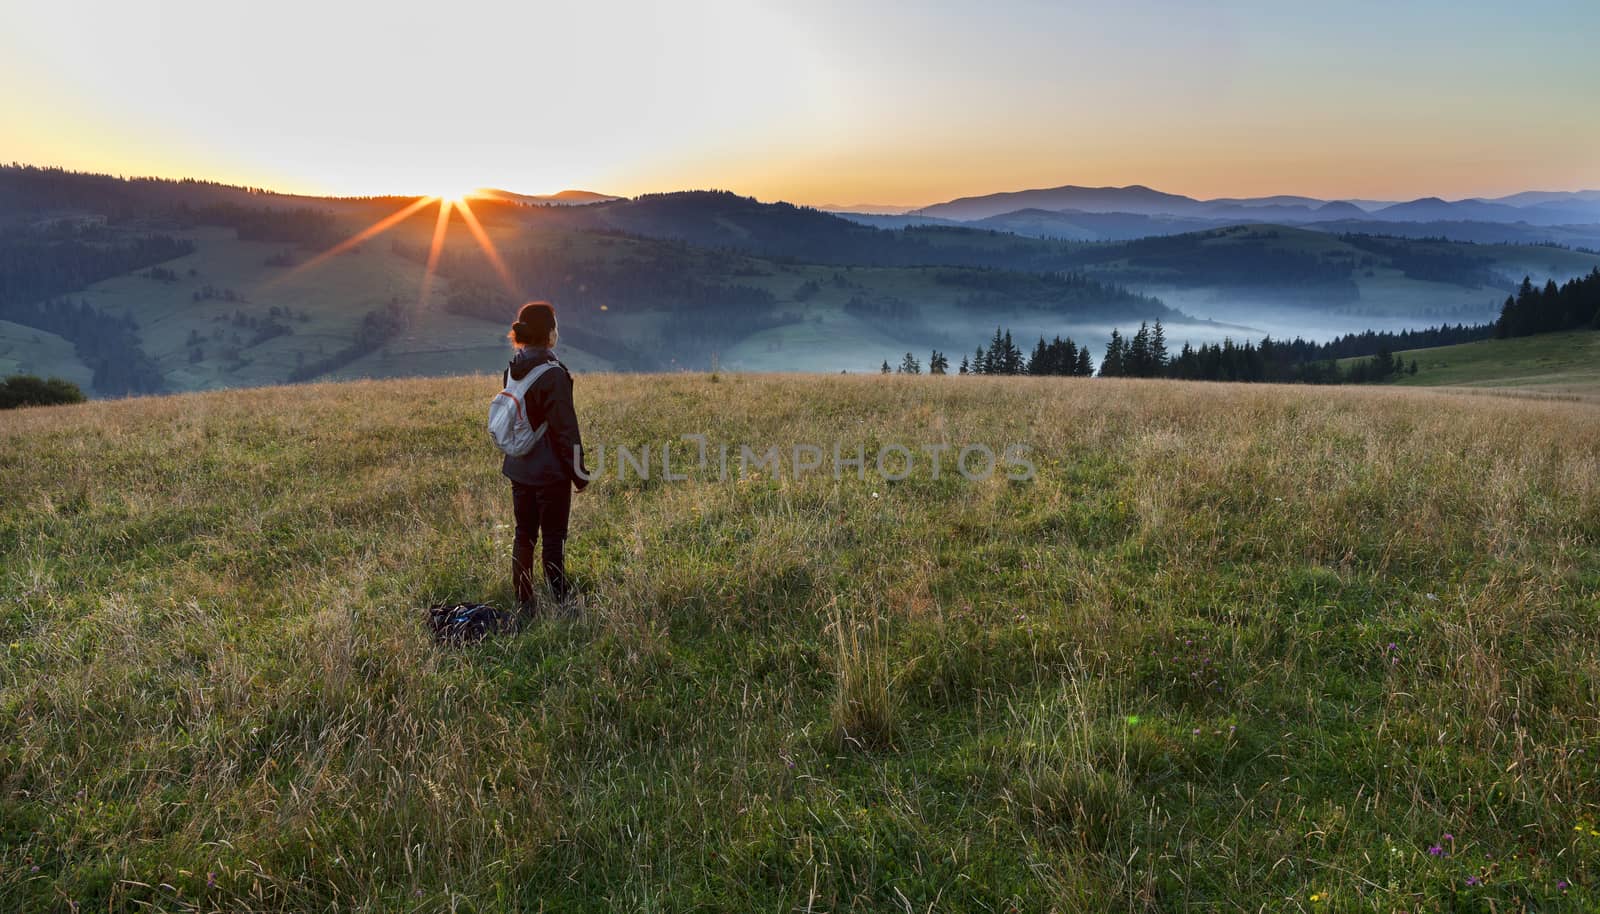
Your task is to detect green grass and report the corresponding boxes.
[3,374,1598,911]
[0,320,94,391]
[1347,330,1600,397]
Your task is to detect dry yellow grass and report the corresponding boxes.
[2,374,1598,911]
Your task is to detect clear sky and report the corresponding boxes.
[4,0,1597,206]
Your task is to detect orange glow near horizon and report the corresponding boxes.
[8,2,1600,215]
[434,184,483,206]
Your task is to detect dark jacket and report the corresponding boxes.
[500,347,588,489]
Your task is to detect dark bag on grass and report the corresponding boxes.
[427,603,515,645]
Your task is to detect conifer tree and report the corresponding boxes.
[986,327,1004,374]
[1028,337,1048,375]
[1128,322,1152,377]
[1100,330,1126,377]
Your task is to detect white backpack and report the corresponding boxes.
[488,361,559,457]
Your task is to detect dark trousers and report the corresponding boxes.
[511,481,572,604]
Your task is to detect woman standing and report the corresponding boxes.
[501,301,587,616]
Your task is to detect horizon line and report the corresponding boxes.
[7,159,1600,213]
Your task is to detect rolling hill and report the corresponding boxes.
[1343,329,1600,398]
[897,181,1600,247]
[911,181,1600,225]
[6,166,1600,395]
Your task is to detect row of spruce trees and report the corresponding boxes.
[1100,321,1419,383]
[1496,270,1600,338]
[885,268,1600,383]
[881,328,1096,376]
[881,321,1422,383]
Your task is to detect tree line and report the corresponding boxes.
[1496,270,1600,338]
[1100,320,1417,384]
[1,297,167,395]
[884,319,1425,385]
[0,374,86,409]
[0,225,195,395]
[0,226,193,307]
[880,328,1095,376]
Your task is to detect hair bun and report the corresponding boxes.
[512,321,529,333]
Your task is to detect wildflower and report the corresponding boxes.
[8,642,18,651]
[1558,880,1569,891]
[1429,845,1443,856]
[1443,833,1454,842]
[207,872,216,888]
[1465,876,1479,887]
[1425,592,1439,602]
[1309,892,1323,903]
[871,491,879,499]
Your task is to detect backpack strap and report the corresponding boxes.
[510,361,559,444]
[503,359,553,394]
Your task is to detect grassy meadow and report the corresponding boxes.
[3,374,1599,912]
[1365,331,1600,399]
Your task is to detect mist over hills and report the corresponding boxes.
[3,164,1600,396]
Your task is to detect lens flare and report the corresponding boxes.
[262,188,521,310]
[418,198,455,307]
[267,195,435,287]
[454,197,519,297]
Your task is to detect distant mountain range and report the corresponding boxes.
[821,183,1600,246]
[894,183,1600,225]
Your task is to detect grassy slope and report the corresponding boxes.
[3,376,1598,911]
[65,222,621,393]
[0,320,94,391]
[20,203,1600,387]
[1343,331,1600,398]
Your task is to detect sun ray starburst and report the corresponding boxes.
[418,198,455,307]
[258,187,523,314]
[454,196,519,297]
[266,195,436,289]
